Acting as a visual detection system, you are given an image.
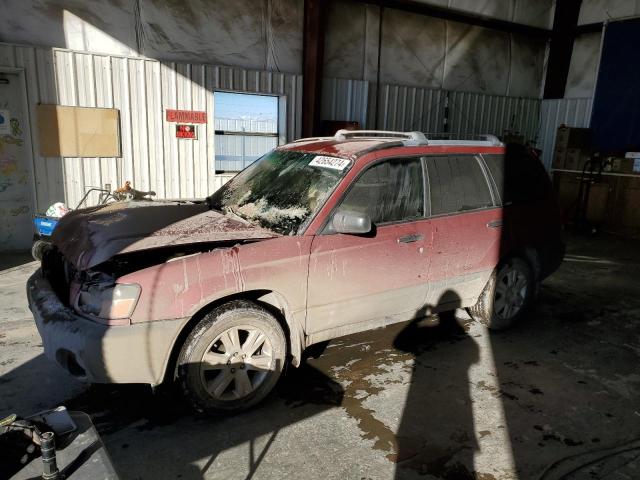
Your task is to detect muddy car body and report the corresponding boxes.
[28,130,564,411]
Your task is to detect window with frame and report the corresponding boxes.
[337,157,425,225]
[426,155,494,215]
[483,146,551,205]
[214,92,279,172]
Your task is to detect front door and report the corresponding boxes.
[306,156,431,336]
[0,71,33,250]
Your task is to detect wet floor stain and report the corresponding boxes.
[300,314,490,478]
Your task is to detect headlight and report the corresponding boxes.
[76,282,141,323]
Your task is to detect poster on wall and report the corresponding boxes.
[176,124,197,139]
[0,109,10,134]
[166,110,207,123]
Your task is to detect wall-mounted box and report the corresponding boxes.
[37,104,121,157]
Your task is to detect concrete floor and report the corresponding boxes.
[2,233,640,479]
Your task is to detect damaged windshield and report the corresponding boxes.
[208,150,351,235]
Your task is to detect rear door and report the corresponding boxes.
[424,154,502,308]
[306,157,432,336]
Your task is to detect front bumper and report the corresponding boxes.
[27,269,187,385]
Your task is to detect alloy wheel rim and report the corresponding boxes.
[199,325,273,401]
[494,266,527,321]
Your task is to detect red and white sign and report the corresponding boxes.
[176,124,197,139]
[166,109,207,123]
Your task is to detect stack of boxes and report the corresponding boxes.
[552,126,592,171]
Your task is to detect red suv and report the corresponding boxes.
[28,130,564,412]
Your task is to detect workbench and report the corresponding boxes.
[553,168,640,238]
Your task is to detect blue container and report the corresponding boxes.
[33,215,58,237]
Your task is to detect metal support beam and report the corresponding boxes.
[543,0,583,99]
[350,0,552,38]
[575,22,604,35]
[302,0,326,138]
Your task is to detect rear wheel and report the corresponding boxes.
[468,257,534,330]
[177,300,287,413]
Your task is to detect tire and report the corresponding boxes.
[31,240,48,261]
[177,300,287,413]
[468,257,534,330]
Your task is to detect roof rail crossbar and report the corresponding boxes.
[334,129,428,144]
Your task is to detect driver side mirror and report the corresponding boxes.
[332,210,372,235]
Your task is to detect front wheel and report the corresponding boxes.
[177,300,287,413]
[468,257,534,330]
[31,240,49,261]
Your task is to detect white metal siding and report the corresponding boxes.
[321,77,369,128]
[1,41,556,220]
[377,84,541,143]
[0,43,302,212]
[538,97,593,170]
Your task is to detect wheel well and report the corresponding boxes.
[500,247,541,281]
[161,290,298,385]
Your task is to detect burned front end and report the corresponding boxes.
[27,200,280,386]
[27,246,186,385]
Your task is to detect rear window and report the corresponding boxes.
[484,145,551,204]
[426,155,494,216]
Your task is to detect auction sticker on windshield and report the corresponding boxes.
[309,156,351,171]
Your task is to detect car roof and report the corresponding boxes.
[278,130,505,160]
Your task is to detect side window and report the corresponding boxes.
[426,155,493,215]
[484,146,551,204]
[338,157,424,225]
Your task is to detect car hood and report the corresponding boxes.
[51,201,279,270]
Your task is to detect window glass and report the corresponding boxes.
[427,156,493,215]
[214,92,279,172]
[484,146,551,204]
[209,150,348,235]
[338,158,424,224]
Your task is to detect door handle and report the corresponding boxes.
[487,220,503,228]
[397,233,424,243]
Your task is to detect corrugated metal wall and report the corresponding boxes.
[321,78,369,128]
[538,97,593,169]
[376,84,541,143]
[1,41,569,223]
[0,43,302,212]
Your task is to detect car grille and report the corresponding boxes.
[42,248,76,305]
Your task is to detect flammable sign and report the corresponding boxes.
[176,124,197,139]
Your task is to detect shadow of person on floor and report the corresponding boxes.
[393,291,480,479]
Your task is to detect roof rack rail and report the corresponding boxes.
[422,132,503,146]
[332,129,503,147]
[290,136,334,143]
[334,129,428,144]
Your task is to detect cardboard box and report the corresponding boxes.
[555,126,592,149]
[608,158,622,172]
[619,158,636,173]
[564,148,589,171]
[553,148,566,169]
